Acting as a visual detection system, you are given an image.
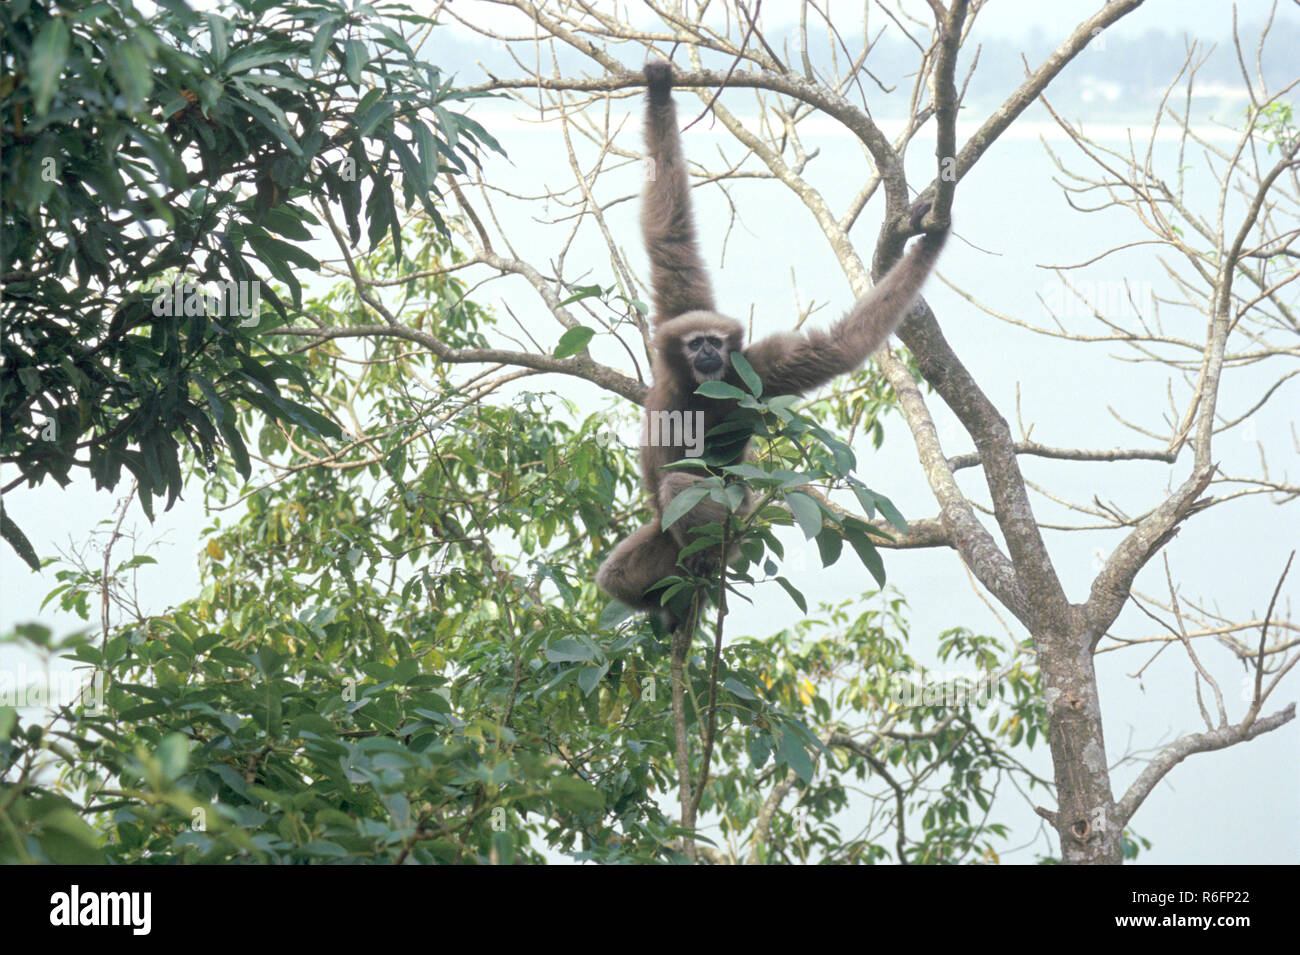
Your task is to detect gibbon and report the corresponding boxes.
[596,60,948,619]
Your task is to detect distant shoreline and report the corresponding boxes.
[470,107,1250,142]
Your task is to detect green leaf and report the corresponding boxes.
[206,14,229,63]
[850,482,877,519]
[730,351,762,397]
[577,662,611,696]
[660,486,710,532]
[774,576,807,613]
[1,507,41,571]
[357,98,394,138]
[722,677,758,701]
[784,491,823,539]
[873,491,909,534]
[260,207,314,241]
[157,733,189,783]
[549,776,605,812]
[216,413,251,480]
[544,637,598,664]
[269,396,343,440]
[695,381,745,400]
[112,37,155,110]
[777,728,815,783]
[231,80,303,157]
[853,483,908,534]
[344,39,367,85]
[815,527,843,567]
[723,483,747,512]
[30,18,70,116]
[598,600,636,630]
[311,19,341,72]
[843,524,887,587]
[37,808,105,864]
[553,326,595,359]
[558,285,603,306]
[225,47,292,75]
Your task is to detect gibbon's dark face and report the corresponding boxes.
[685,331,728,382]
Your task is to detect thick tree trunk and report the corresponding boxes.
[1040,616,1122,864]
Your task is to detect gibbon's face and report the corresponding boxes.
[685,331,729,383]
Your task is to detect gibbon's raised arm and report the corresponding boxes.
[743,227,947,397]
[642,61,715,324]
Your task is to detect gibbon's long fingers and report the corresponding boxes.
[742,229,948,396]
[642,64,715,323]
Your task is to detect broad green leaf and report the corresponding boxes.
[730,351,762,396]
[311,19,341,72]
[852,482,908,534]
[206,14,229,63]
[550,777,605,812]
[598,600,637,629]
[553,326,595,359]
[577,662,611,696]
[784,491,823,539]
[843,524,887,587]
[696,381,745,400]
[157,733,189,783]
[873,491,909,534]
[344,39,367,85]
[30,18,70,116]
[660,486,710,531]
[722,677,758,701]
[815,527,843,567]
[777,728,815,783]
[544,637,598,664]
[1,506,40,571]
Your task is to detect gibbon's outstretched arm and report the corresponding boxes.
[743,220,947,396]
[642,61,715,324]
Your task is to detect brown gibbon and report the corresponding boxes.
[596,60,948,620]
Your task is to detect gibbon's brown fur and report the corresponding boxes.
[596,60,949,619]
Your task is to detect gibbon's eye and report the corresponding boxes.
[706,336,723,349]
[688,337,703,349]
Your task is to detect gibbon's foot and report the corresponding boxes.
[645,60,673,102]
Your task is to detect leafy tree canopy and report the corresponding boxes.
[1,0,500,566]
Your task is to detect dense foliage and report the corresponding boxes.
[2,212,1054,862]
[1,0,499,566]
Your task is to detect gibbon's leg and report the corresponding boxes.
[642,60,715,323]
[596,522,682,612]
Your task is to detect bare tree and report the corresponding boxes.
[276,1,1296,863]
